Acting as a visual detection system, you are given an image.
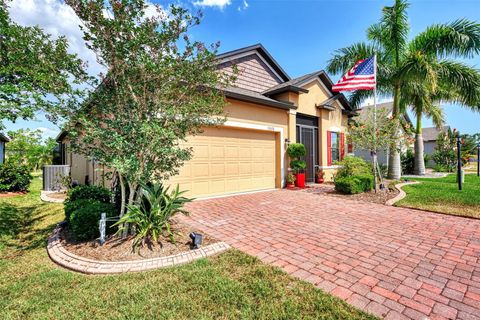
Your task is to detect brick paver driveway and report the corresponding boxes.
[181,189,480,320]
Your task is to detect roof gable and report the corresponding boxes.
[216,44,290,83]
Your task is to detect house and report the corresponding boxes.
[422,126,450,163]
[0,133,9,164]
[56,44,356,198]
[353,101,413,167]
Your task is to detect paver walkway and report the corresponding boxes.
[181,189,480,320]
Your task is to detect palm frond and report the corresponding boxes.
[423,104,445,129]
[410,19,480,58]
[372,0,410,65]
[437,60,480,109]
[326,42,378,75]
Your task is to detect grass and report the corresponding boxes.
[396,174,480,218]
[0,176,376,320]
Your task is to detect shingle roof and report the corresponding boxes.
[0,133,9,142]
[422,126,450,141]
[223,86,295,110]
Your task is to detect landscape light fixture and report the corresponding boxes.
[189,232,203,249]
[456,132,462,191]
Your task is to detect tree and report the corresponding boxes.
[327,0,480,179]
[64,0,233,218]
[348,106,411,179]
[0,0,89,129]
[6,129,57,170]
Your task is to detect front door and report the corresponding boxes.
[296,114,319,183]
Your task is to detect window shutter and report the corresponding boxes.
[327,131,332,166]
[340,132,345,160]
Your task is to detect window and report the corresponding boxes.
[327,131,345,165]
[331,132,339,162]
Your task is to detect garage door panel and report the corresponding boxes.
[167,127,277,197]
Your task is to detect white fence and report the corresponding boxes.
[43,165,71,191]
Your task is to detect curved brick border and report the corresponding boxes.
[47,226,230,274]
[40,191,66,203]
[385,181,420,206]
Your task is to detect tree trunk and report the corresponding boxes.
[122,181,137,237]
[118,173,126,218]
[387,84,402,180]
[413,109,425,175]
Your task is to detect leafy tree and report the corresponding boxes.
[327,0,480,179]
[0,0,90,129]
[64,0,233,218]
[348,106,412,170]
[6,129,57,170]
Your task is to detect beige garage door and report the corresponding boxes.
[167,126,276,198]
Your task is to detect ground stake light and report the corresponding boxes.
[189,232,203,249]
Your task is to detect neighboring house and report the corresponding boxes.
[422,126,450,166]
[353,101,413,167]
[57,43,356,198]
[0,133,9,164]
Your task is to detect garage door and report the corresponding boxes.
[167,126,277,198]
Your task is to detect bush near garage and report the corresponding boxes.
[69,201,117,241]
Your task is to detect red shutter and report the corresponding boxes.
[340,132,345,160]
[327,131,332,166]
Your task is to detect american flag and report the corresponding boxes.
[332,56,376,92]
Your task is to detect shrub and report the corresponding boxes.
[69,201,117,241]
[64,199,93,222]
[0,163,32,192]
[401,149,414,174]
[287,143,306,158]
[335,156,372,179]
[114,183,192,249]
[287,143,307,173]
[66,185,111,203]
[356,174,374,192]
[334,176,364,194]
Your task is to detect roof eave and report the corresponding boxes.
[224,90,296,111]
[263,85,309,97]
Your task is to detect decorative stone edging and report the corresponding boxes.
[386,181,420,206]
[40,191,66,203]
[47,226,231,274]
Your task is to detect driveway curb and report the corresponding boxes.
[386,181,420,206]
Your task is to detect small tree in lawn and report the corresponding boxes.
[64,0,233,218]
[349,106,412,180]
[0,1,89,129]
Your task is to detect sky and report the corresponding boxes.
[4,0,480,139]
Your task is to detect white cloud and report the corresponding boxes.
[193,0,231,9]
[238,0,248,11]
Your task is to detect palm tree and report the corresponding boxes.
[400,64,480,175]
[327,0,480,179]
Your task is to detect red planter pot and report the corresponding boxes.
[286,183,295,189]
[295,173,306,188]
[316,178,324,184]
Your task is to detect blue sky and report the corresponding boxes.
[5,0,480,138]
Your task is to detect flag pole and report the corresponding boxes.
[373,54,378,193]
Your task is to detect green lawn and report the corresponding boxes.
[396,174,480,218]
[0,176,375,320]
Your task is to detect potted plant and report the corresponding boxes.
[315,166,325,183]
[287,143,307,188]
[286,172,296,189]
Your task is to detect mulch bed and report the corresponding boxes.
[0,191,26,198]
[299,182,400,205]
[60,221,218,262]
